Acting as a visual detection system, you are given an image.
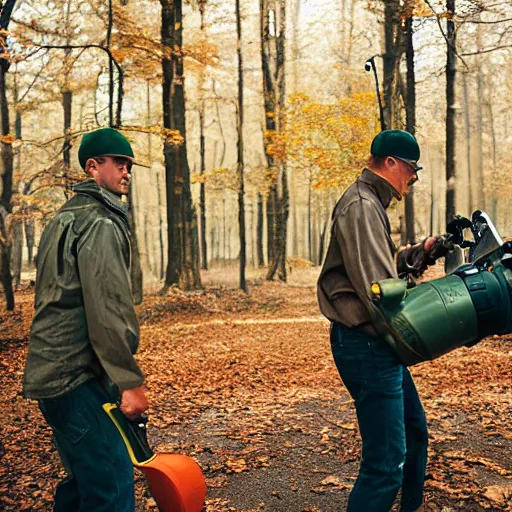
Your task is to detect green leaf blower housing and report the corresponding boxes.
[371,211,512,366]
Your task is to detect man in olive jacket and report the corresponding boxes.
[318,130,450,512]
[23,128,147,511]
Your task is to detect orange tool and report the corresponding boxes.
[103,402,206,512]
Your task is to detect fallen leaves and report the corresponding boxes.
[1,282,512,511]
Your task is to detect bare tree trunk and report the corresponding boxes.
[382,0,401,130]
[345,0,357,67]
[155,170,165,279]
[267,186,276,262]
[257,193,264,266]
[235,0,247,292]
[404,11,415,243]
[463,71,472,213]
[445,0,457,225]
[262,0,288,281]
[487,78,498,222]
[160,0,202,291]
[476,64,485,211]
[0,76,14,307]
[199,107,207,270]
[276,0,288,281]
[318,207,328,265]
[128,190,143,304]
[307,172,312,262]
[62,89,72,198]
[11,220,21,288]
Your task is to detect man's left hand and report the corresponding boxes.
[423,234,454,264]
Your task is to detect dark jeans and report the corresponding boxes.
[39,380,134,512]
[330,322,428,512]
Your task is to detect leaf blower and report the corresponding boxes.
[102,397,206,512]
[370,210,512,366]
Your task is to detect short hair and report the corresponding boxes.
[366,155,387,169]
[85,156,107,171]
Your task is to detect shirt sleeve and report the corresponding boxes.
[334,198,398,310]
[77,218,144,391]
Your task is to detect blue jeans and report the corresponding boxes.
[38,380,134,512]
[330,322,428,512]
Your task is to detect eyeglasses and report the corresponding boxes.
[394,156,423,174]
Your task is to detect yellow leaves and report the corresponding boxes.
[265,92,378,191]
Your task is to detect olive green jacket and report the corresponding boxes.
[23,180,144,399]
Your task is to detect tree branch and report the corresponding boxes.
[423,0,469,70]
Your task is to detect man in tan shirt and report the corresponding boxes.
[318,130,449,512]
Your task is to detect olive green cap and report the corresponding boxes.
[370,130,420,162]
[78,128,134,170]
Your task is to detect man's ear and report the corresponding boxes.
[85,158,98,178]
[386,157,398,171]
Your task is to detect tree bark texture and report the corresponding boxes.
[382,0,402,131]
[445,0,457,226]
[160,0,202,290]
[463,72,472,213]
[129,189,143,304]
[235,0,247,292]
[0,0,16,310]
[261,0,288,281]
[199,107,208,270]
[257,193,264,266]
[62,89,72,198]
[404,12,415,242]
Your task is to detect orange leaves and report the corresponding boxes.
[0,134,15,144]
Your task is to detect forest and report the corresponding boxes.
[0,0,512,511]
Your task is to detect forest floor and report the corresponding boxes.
[1,264,512,512]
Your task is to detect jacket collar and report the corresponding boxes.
[73,180,129,221]
[358,169,401,209]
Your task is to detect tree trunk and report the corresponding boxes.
[11,220,22,288]
[276,0,288,281]
[257,193,264,266]
[445,0,457,226]
[345,0,357,67]
[235,0,247,292]
[25,219,34,265]
[62,89,72,198]
[262,0,288,282]
[199,108,207,270]
[160,0,202,290]
[487,78,497,223]
[382,0,401,130]
[127,185,143,304]
[155,169,165,279]
[476,65,485,211]
[161,0,179,286]
[307,173,312,262]
[463,72,472,214]
[0,67,14,310]
[318,209,328,265]
[266,186,276,262]
[404,11,415,243]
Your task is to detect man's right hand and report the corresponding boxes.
[120,386,148,419]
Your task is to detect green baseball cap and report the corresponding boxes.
[370,130,420,162]
[78,128,134,170]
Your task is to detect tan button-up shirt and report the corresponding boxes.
[318,169,412,328]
